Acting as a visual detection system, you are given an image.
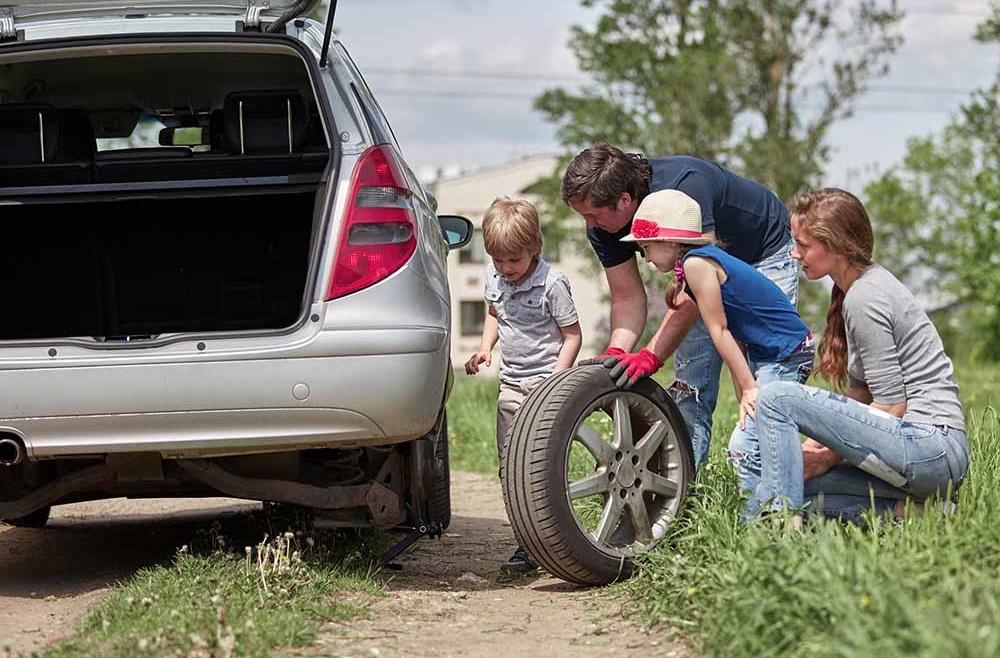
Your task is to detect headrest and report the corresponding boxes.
[56,109,96,162]
[208,109,226,151]
[0,104,61,165]
[223,90,308,155]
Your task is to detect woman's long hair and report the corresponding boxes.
[789,188,874,390]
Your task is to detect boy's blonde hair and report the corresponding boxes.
[481,197,544,257]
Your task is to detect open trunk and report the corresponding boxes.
[0,40,334,342]
[1,189,316,341]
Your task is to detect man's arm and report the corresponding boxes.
[604,258,647,352]
[645,292,699,360]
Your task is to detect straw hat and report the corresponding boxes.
[620,189,711,245]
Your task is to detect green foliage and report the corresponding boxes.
[447,375,502,475]
[527,1,903,342]
[534,0,902,202]
[863,5,1000,361]
[622,363,1000,658]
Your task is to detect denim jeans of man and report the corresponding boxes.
[727,345,814,519]
[753,381,969,520]
[669,240,800,469]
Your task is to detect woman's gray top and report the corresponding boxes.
[844,264,965,432]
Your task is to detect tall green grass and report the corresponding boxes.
[447,364,1000,657]
[447,375,502,474]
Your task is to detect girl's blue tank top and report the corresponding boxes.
[681,244,809,362]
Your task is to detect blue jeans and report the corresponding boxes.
[727,345,814,518]
[753,381,969,519]
[670,239,800,468]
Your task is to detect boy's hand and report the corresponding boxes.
[606,349,663,389]
[464,351,491,375]
[577,346,626,367]
[738,386,759,430]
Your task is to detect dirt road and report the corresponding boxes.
[0,473,691,657]
[298,471,691,658]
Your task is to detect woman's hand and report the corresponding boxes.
[464,351,491,375]
[801,438,843,480]
[738,386,759,430]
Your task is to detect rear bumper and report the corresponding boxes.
[0,328,449,459]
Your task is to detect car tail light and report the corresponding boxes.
[326,145,418,300]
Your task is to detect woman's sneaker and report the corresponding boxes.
[501,545,537,574]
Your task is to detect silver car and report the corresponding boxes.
[0,0,472,536]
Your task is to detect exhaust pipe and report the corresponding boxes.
[0,436,25,467]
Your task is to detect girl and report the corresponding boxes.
[606,189,814,518]
[752,188,968,523]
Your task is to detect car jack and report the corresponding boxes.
[381,520,443,569]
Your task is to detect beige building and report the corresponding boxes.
[433,155,607,372]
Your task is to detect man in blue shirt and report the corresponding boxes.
[561,142,798,468]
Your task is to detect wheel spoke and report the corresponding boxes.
[574,423,614,466]
[612,398,634,451]
[594,493,625,544]
[626,495,654,545]
[643,472,679,498]
[568,472,611,500]
[634,421,666,462]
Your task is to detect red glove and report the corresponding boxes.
[577,346,626,367]
[606,349,664,389]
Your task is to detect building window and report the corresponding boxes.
[460,300,486,336]
[459,228,486,264]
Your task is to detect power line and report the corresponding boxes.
[373,86,965,113]
[366,68,980,96]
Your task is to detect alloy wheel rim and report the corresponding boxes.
[564,391,686,558]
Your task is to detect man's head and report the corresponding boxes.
[482,197,544,284]
[561,142,652,232]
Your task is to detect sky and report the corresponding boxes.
[332,1,998,189]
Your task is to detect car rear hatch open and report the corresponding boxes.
[1,0,321,40]
[0,29,337,344]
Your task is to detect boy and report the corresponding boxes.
[465,197,582,573]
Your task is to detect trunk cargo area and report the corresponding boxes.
[1,190,316,341]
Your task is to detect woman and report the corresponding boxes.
[752,188,968,523]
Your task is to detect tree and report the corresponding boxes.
[534,1,901,200]
[864,4,1000,361]
[526,1,903,342]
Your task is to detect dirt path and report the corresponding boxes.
[0,497,259,656]
[298,471,692,658]
[0,473,692,658]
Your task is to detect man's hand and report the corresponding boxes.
[606,349,663,389]
[577,346,626,367]
[738,386,758,430]
[464,351,491,375]
[801,438,842,481]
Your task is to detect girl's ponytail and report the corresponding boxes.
[666,274,685,310]
[816,285,849,390]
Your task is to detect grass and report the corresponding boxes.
[447,362,1000,658]
[40,514,384,658]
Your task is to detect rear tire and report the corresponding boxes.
[3,505,51,528]
[501,366,694,585]
[428,413,451,530]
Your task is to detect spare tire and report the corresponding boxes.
[500,365,694,585]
